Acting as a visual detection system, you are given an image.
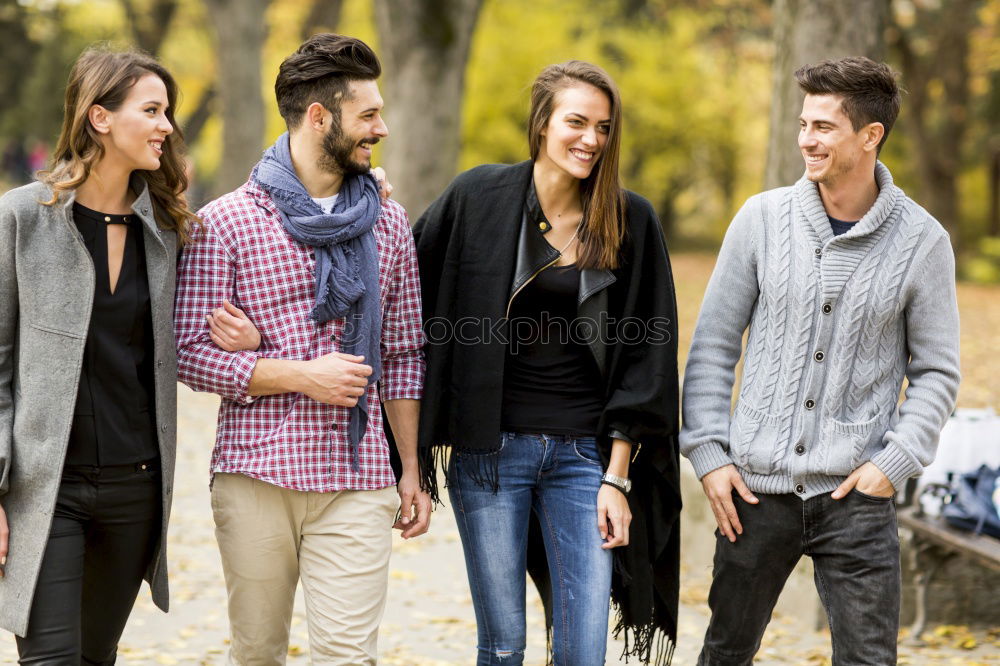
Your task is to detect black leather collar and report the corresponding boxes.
[508,178,617,375]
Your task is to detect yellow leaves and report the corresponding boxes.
[389,568,417,581]
[919,625,988,652]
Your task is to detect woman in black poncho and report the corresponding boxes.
[414,60,682,665]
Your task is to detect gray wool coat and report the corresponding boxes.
[0,176,177,636]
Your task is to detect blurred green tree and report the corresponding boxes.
[889,0,981,247]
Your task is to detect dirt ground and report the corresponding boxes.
[2,254,999,664]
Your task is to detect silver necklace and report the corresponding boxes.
[557,227,579,255]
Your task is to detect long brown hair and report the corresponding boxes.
[39,45,198,245]
[528,60,625,270]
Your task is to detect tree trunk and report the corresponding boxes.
[120,0,178,55]
[889,0,978,245]
[203,0,271,196]
[301,0,344,40]
[764,0,888,189]
[373,0,483,219]
[181,85,216,148]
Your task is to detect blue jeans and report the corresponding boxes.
[698,490,900,666]
[448,432,613,666]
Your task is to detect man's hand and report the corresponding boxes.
[394,472,431,539]
[207,299,261,351]
[701,464,759,543]
[297,353,372,408]
[831,461,895,499]
[597,484,631,549]
[0,502,8,578]
[372,167,393,202]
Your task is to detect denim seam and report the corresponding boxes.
[535,494,569,662]
[812,558,838,664]
[451,479,494,656]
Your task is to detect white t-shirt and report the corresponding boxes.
[312,193,339,214]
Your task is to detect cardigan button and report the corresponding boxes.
[795,484,805,494]
[161,424,167,432]
[814,350,825,362]
[822,303,832,314]
[795,444,806,455]
[804,399,816,410]
[814,248,822,257]
[157,360,164,368]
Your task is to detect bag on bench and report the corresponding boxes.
[941,464,1000,539]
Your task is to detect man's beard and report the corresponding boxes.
[318,122,376,177]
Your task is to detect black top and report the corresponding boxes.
[501,264,605,435]
[829,215,858,236]
[66,202,158,466]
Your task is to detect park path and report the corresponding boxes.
[2,384,998,664]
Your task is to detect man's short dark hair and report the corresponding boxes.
[275,34,381,130]
[795,56,902,153]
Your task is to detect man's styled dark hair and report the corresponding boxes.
[275,34,381,129]
[795,56,902,153]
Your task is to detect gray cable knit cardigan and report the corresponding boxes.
[680,162,960,499]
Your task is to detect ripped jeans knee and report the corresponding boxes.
[477,644,526,665]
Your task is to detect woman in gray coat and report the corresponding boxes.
[0,46,257,662]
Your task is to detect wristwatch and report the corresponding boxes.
[601,472,632,496]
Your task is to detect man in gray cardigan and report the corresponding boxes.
[680,57,961,665]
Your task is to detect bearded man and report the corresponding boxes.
[174,34,429,665]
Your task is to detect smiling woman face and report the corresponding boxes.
[536,83,612,182]
[96,73,174,173]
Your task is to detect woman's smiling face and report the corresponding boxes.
[536,83,612,181]
[96,73,174,173]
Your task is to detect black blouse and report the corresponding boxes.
[501,263,606,436]
[65,202,158,466]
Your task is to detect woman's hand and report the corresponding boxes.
[372,166,393,202]
[597,483,631,549]
[207,299,261,351]
[0,502,8,577]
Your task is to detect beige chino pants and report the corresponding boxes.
[211,473,398,665]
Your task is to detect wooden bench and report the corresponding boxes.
[897,504,1000,640]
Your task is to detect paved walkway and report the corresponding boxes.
[2,386,998,664]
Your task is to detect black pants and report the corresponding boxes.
[698,490,900,666]
[16,462,161,665]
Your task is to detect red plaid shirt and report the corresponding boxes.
[175,179,424,492]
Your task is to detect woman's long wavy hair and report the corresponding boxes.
[39,45,198,245]
[528,60,626,270]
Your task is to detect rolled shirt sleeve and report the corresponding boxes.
[174,207,260,404]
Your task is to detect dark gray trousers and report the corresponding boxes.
[698,490,900,666]
[16,462,161,665]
